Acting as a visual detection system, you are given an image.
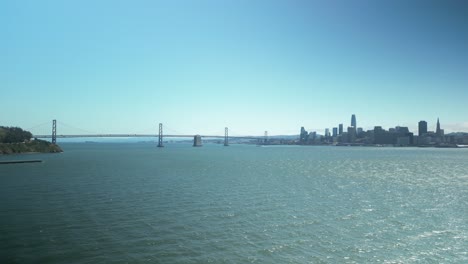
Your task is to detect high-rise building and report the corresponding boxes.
[300,127,308,143]
[347,126,356,143]
[325,128,330,138]
[332,127,338,137]
[418,121,427,136]
[339,124,343,135]
[308,132,317,143]
[351,114,356,128]
[396,126,409,134]
[436,118,441,136]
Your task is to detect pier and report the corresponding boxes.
[0,160,43,165]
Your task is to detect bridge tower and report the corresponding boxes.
[224,127,229,146]
[52,119,57,144]
[157,123,164,147]
[264,130,268,144]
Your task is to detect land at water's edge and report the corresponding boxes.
[0,139,62,154]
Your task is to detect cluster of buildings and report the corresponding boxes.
[299,115,468,147]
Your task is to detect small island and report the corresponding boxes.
[0,126,62,154]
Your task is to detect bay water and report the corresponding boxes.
[1,143,467,263]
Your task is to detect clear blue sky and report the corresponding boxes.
[1,0,467,135]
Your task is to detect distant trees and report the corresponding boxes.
[0,126,33,143]
[0,126,62,154]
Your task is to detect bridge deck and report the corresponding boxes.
[33,134,265,140]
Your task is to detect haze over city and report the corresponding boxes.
[2,0,467,135]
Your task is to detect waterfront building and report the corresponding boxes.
[418,121,427,136]
[325,128,330,138]
[417,131,436,145]
[407,132,414,145]
[339,124,343,135]
[332,127,338,137]
[351,114,356,128]
[373,126,396,145]
[397,136,410,146]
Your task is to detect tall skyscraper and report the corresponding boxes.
[300,127,308,143]
[339,124,343,135]
[418,121,427,136]
[436,118,441,136]
[332,127,338,137]
[351,114,356,128]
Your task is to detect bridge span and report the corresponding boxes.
[33,134,262,140]
[32,120,270,147]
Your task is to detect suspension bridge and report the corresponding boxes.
[32,120,272,147]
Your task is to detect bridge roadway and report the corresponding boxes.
[33,134,263,140]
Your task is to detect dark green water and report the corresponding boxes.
[1,143,467,263]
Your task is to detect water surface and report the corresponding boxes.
[1,143,467,263]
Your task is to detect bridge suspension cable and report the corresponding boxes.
[163,124,184,135]
[26,121,51,133]
[57,121,98,135]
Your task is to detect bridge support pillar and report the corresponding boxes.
[52,119,57,144]
[157,123,164,147]
[224,127,229,146]
[193,135,202,147]
[264,131,268,144]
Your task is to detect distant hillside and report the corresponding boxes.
[0,126,62,154]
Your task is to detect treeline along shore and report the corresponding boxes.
[0,126,62,154]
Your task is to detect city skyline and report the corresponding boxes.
[297,114,467,147]
[2,1,467,135]
[313,115,449,137]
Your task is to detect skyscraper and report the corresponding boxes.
[436,118,441,136]
[339,124,343,135]
[300,127,308,143]
[418,121,427,136]
[332,127,338,137]
[347,126,356,143]
[351,114,356,128]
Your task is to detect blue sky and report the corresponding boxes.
[1,0,467,136]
